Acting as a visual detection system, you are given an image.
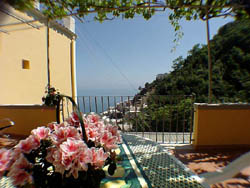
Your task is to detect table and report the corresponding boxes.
[101,134,209,188]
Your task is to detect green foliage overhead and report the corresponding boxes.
[3,0,250,34]
[138,19,250,103]
[4,0,250,20]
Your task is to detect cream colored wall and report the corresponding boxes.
[0,10,72,105]
[49,28,72,98]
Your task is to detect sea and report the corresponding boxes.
[77,89,138,114]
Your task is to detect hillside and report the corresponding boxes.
[138,19,250,103]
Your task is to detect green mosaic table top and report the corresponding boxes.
[0,177,14,188]
[101,145,142,188]
[122,133,209,188]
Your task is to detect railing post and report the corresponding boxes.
[169,95,173,143]
[189,94,195,144]
[155,95,158,142]
[135,96,138,135]
[121,96,124,132]
[107,96,110,116]
[127,96,131,131]
[101,96,104,113]
[89,96,92,113]
[61,98,65,122]
[162,96,166,143]
[175,96,179,144]
[77,97,80,109]
[140,95,144,138]
[114,97,118,126]
[182,95,186,144]
[66,98,70,117]
[95,96,98,113]
[82,96,86,114]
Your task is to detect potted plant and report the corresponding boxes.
[42,85,60,106]
[0,112,121,188]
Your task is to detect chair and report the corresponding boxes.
[200,151,250,185]
[0,118,14,135]
[0,118,17,148]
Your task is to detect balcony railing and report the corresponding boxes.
[58,95,195,144]
[57,95,192,144]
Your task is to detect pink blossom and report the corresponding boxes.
[106,125,121,143]
[50,127,67,145]
[78,147,92,168]
[46,147,57,163]
[68,145,92,178]
[10,153,32,170]
[31,135,41,149]
[87,128,99,142]
[61,155,74,170]
[31,126,50,140]
[65,126,81,139]
[48,122,67,130]
[48,138,93,178]
[50,149,65,174]
[60,139,90,170]
[0,111,122,184]
[108,125,118,136]
[100,131,118,151]
[8,169,32,186]
[8,154,33,186]
[67,161,81,179]
[51,126,82,146]
[58,122,67,128]
[16,139,33,153]
[60,138,80,156]
[67,112,81,127]
[0,149,12,176]
[11,147,22,162]
[16,135,40,153]
[47,122,57,130]
[91,148,108,168]
[88,114,100,124]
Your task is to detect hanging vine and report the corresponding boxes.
[3,0,250,47]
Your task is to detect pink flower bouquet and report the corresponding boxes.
[0,112,121,188]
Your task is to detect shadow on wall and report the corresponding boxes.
[0,2,10,23]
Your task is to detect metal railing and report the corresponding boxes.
[72,95,195,144]
[56,96,74,122]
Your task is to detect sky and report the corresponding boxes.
[75,12,234,96]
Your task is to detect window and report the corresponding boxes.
[22,59,30,69]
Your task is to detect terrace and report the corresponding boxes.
[0,95,249,187]
[1,1,250,187]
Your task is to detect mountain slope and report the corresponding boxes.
[139,19,250,103]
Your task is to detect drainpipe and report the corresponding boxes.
[46,20,51,88]
[70,37,77,102]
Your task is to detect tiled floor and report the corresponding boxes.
[168,146,250,188]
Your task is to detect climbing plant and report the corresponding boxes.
[3,0,250,40]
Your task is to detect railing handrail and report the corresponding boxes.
[77,94,195,97]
